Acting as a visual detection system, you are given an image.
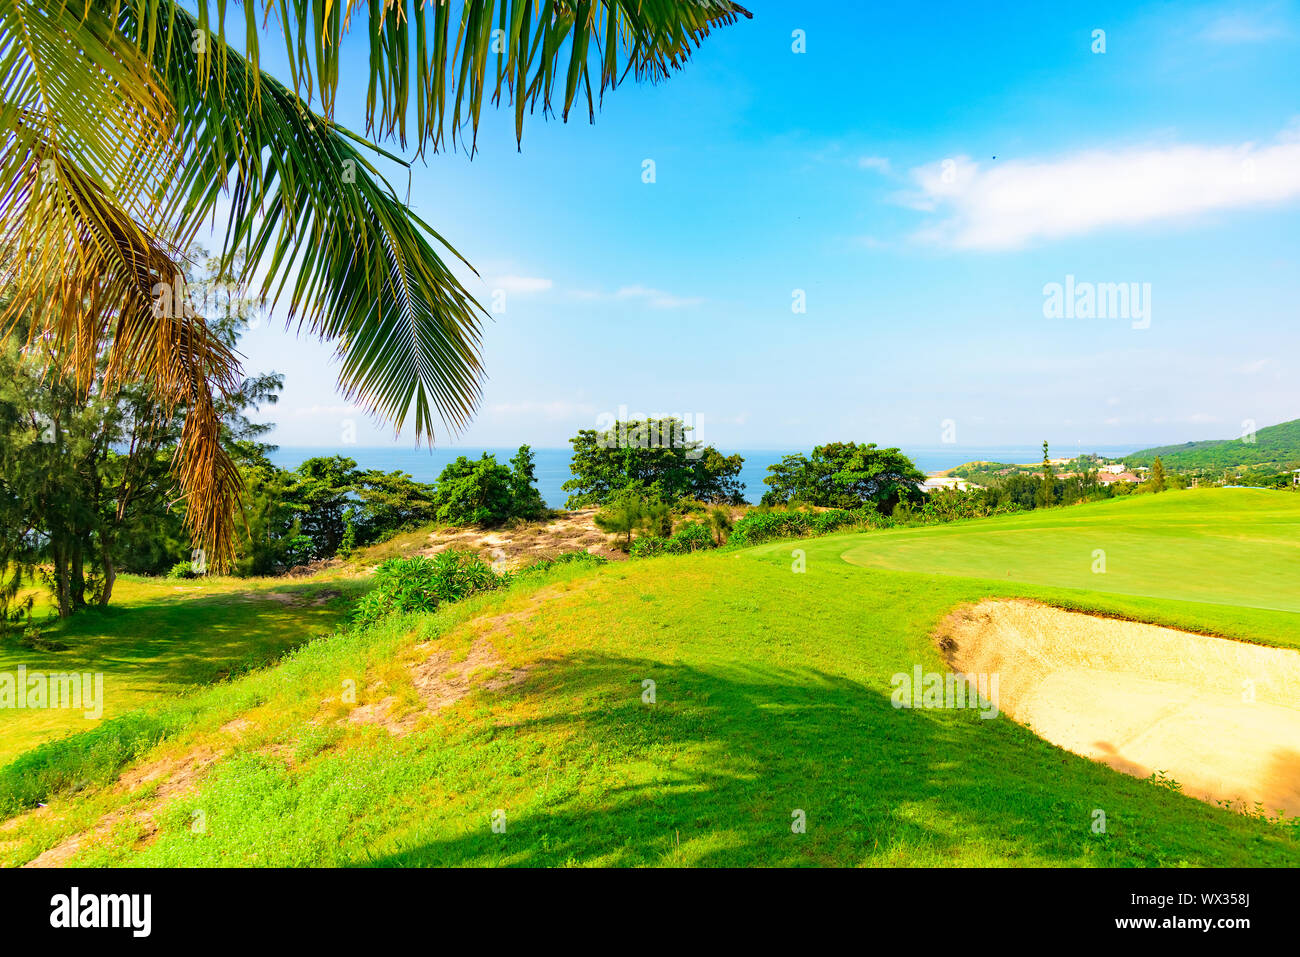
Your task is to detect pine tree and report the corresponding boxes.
[1149,456,1167,493]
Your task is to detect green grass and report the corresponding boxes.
[1,489,1297,867]
[842,489,1300,618]
[0,574,367,762]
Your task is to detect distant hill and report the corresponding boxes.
[1129,418,1300,470]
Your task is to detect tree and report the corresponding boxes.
[761,443,925,512]
[430,446,547,527]
[1147,457,1167,493]
[593,491,659,552]
[0,1,750,568]
[0,252,280,615]
[563,418,745,507]
[507,446,548,522]
[351,470,439,545]
[1035,441,1056,509]
[287,457,362,561]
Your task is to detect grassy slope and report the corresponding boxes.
[0,574,367,762]
[1,490,1297,867]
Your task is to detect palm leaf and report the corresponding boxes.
[0,0,750,568]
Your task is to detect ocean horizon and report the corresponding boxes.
[268,444,1145,508]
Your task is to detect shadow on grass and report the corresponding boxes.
[2,579,367,691]
[359,652,1297,868]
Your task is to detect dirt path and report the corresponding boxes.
[937,599,1300,816]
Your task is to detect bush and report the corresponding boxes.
[666,520,714,553]
[725,507,880,548]
[594,490,679,552]
[519,551,610,575]
[166,560,197,579]
[628,536,667,558]
[353,552,505,626]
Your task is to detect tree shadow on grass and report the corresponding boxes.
[358,652,1298,868]
[1,579,363,692]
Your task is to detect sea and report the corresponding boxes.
[268,444,1145,509]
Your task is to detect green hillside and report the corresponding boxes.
[1129,417,1300,470]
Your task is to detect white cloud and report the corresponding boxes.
[858,155,892,174]
[905,131,1300,250]
[491,275,553,294]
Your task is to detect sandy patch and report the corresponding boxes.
[257,589,340,607]
[419,508,627,566]
[937,599,1300,816]
[343,638,530,737]
[23,747,224,868]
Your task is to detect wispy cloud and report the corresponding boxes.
[564,284,704,308]
[905,130,1300,249]
[491,275,554,294]
[1235,358,1275,374]
[1201,8,1292,44]
[613,285,705,309]
[857,155,892,174]
[569,283,702,310]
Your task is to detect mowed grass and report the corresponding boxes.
[2,490,1297,867]
[0,574,368,762]
[842,488,1300,617]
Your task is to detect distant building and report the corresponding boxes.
[1097,471,1140,485]
[920,475,972,493]
[1100,463,1128,474]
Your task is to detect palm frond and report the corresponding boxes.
[0,0,749,569]
[177,0,752,154]
[127,3,487,441]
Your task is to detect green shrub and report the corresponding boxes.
[628,536,667,558]
[517,551,609,575]
[594,491,677,553]
[166,560,197,579]
[353,552,505,626]
[725,507,881,548]
[666,521,714,553]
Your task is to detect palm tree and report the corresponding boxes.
[0,0,750,567]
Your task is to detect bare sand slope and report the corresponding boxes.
[937,600,1300,816]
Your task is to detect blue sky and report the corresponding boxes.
[226,0,1300,452]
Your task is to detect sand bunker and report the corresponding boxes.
[937,600,1300,816]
